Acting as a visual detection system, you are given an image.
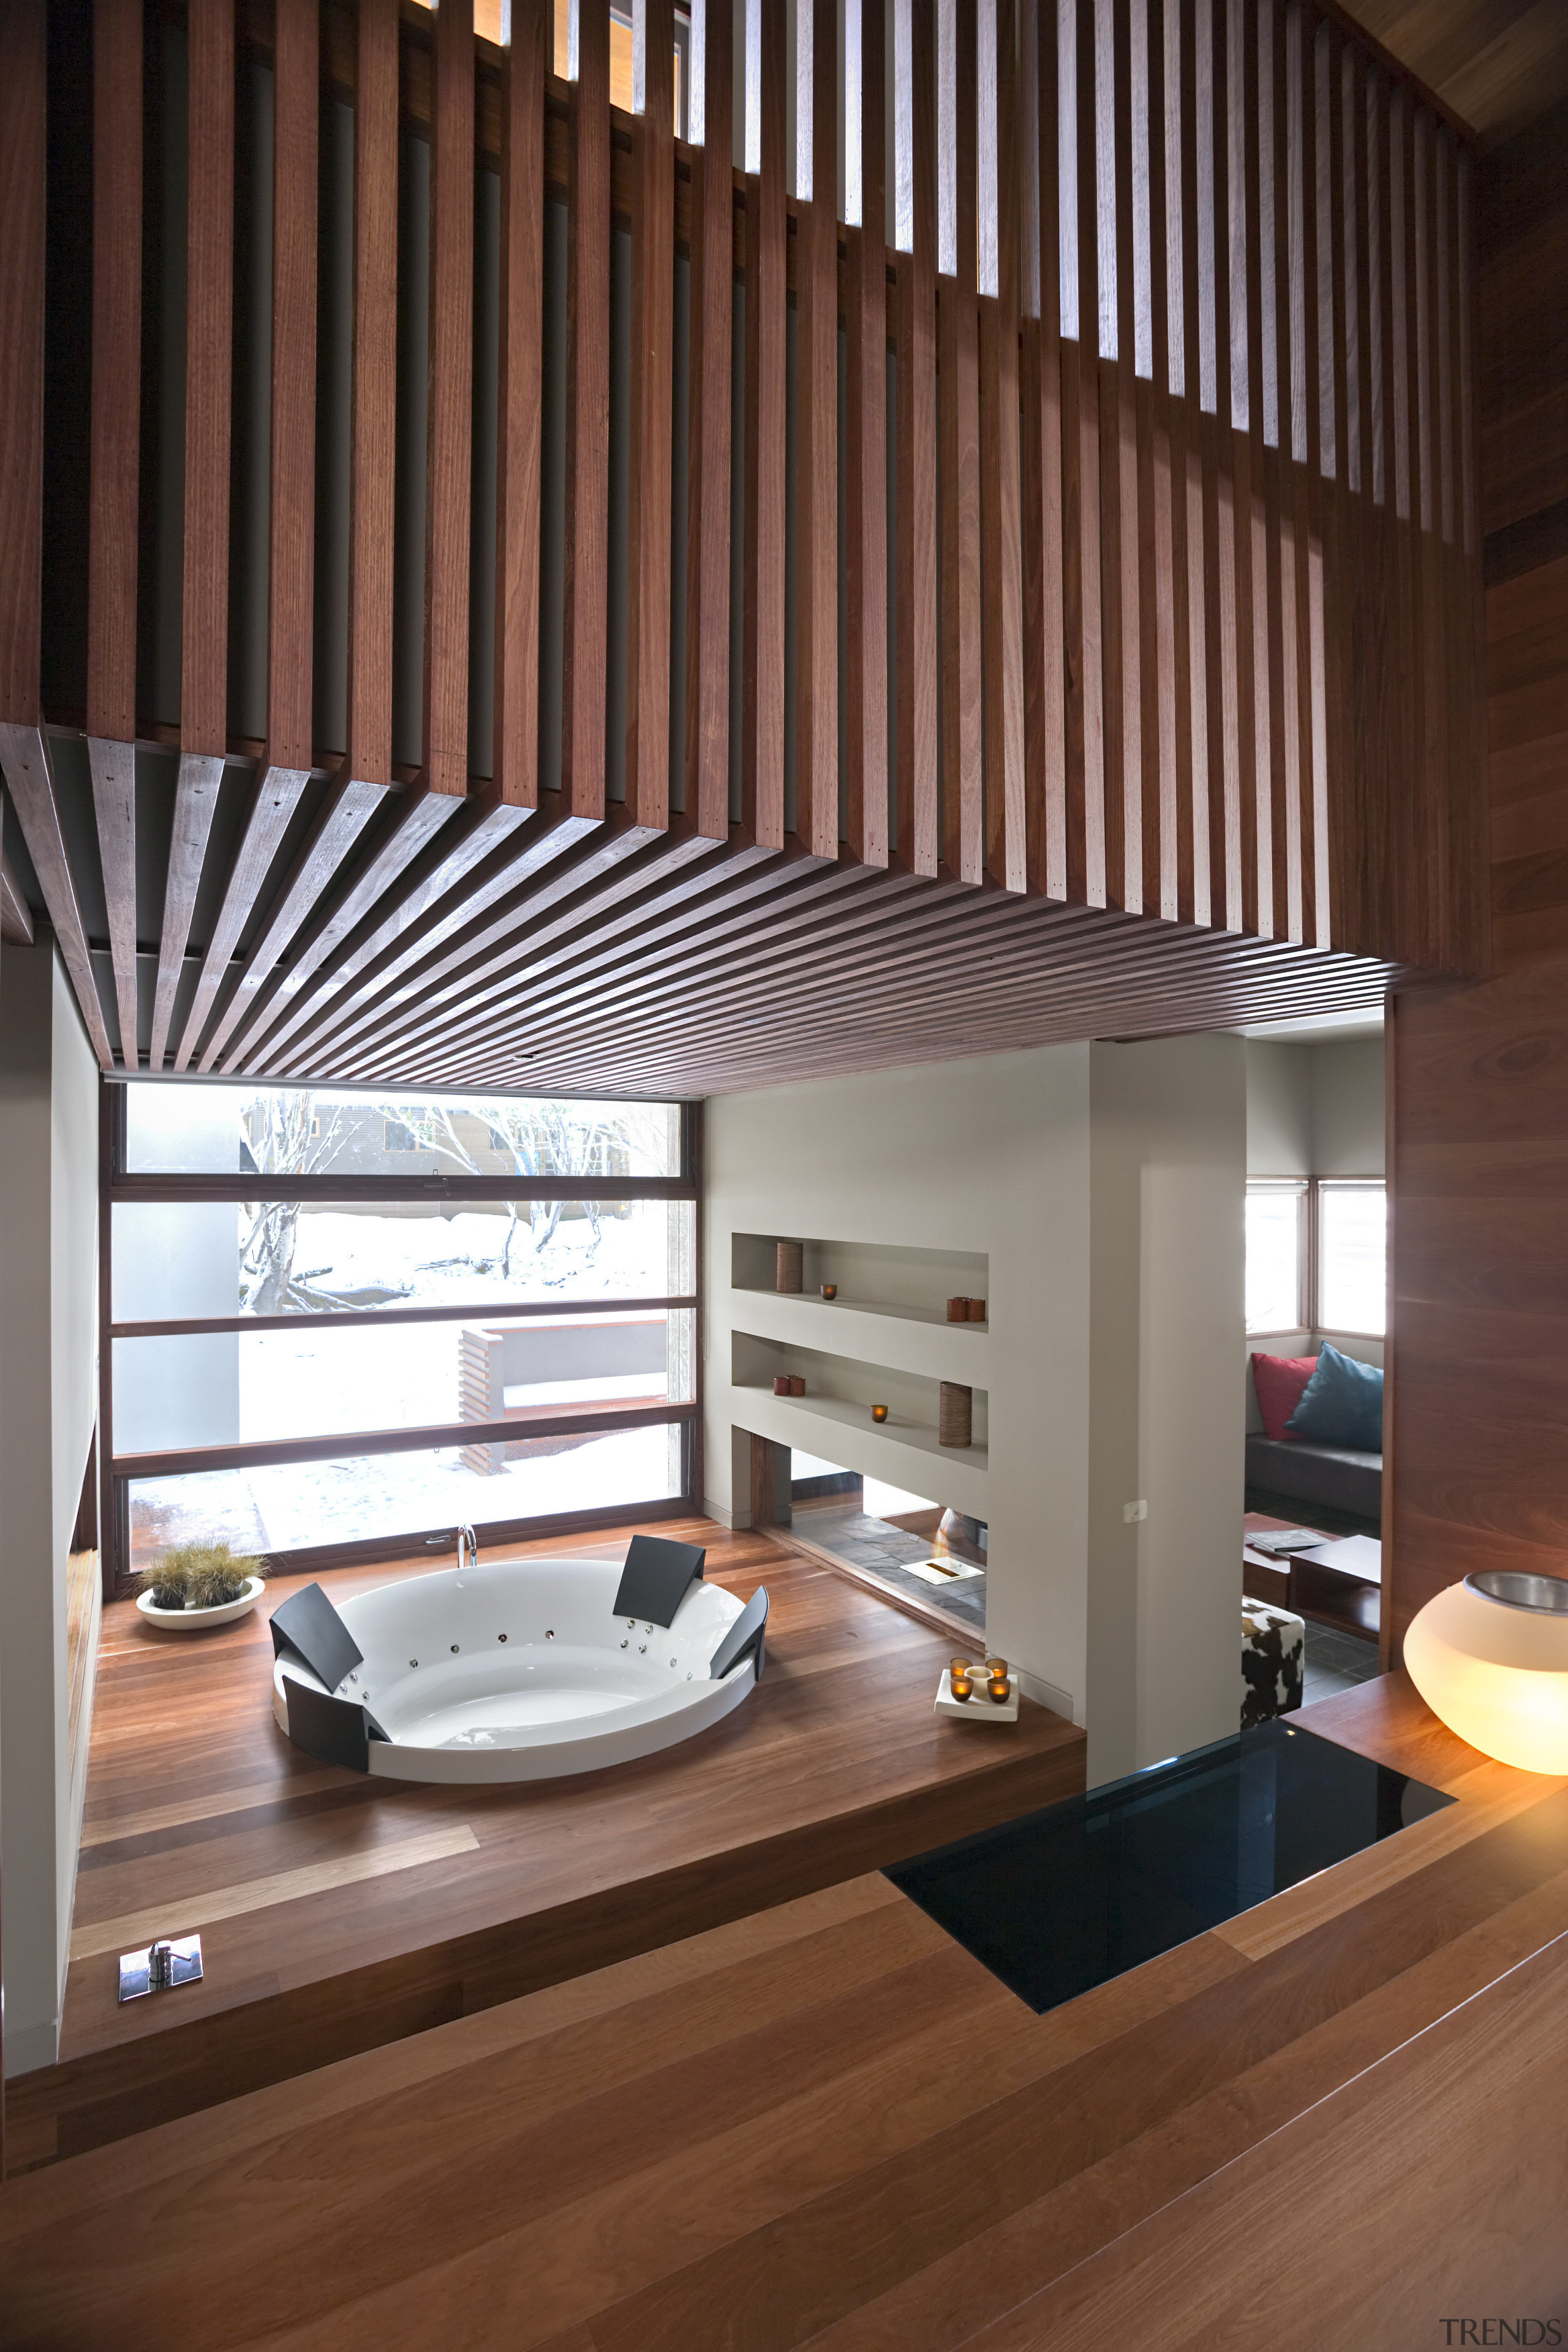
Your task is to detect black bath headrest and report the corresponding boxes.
[612,1534,707,1627]
[270,1581,363,1694]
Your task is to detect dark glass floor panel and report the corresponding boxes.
[886,1720,1453,2015]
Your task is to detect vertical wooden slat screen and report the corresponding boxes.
[846,0,889,870]
[4,0,1494,1093]
[741,0,785,854]
[939,0,983,884]
[684,0,733,845]
[895,0,938,878]
[794,0,839,861]
[625,0,673,834]
[176,0,319,1071]
[149,0,235,1071]
[86,0,143,1064]
[0,0,112,1065]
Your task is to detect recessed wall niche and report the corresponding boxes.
[730,1234,990,1328]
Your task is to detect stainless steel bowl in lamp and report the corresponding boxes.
[1403,1569,1568,1773]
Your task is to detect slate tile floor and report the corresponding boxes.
[1302,1619,1381,1707]
[790,1504,988,1635]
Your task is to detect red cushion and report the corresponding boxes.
[1251,1351,1317,1442]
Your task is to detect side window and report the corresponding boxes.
[1246,1182,1308,1335]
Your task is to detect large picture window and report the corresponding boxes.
[102,1084,699,1588]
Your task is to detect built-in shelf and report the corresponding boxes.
[733,1287,987,1333]
[733,1381,990,1477]
[731,1232,990,1334]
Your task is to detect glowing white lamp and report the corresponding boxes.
[1404,1570,1568,1774]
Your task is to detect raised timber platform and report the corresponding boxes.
[3,1678,1567,2348]
[10,1519,1085,2168]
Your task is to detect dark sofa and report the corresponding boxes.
[1244,1433,1382,1521]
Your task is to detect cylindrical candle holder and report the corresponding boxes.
[967,1297,986,1322]
[939,1381,973,1447]
[946,1296,969,1322]
[775,1240,804,1294]
[788,1374,805,1396]
[772,1374,790,1396]
[871,1403,889,1423]
[821,1283,837,1299]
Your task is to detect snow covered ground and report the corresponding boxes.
[128,1422,680,1567]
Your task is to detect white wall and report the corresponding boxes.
[1246,1036,1385,1176]
[1310,1036,1385,1175]
[0,943,103,2074]
[1087,1039,1248,1779]
[704,1036,1246,1785]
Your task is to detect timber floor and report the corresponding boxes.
[2,1674,1567,2349]
[10,1518,1084,2169]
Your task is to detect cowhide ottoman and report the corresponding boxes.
[1242,1597,1305,1728]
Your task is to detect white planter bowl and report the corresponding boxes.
[137,1575,268,1631]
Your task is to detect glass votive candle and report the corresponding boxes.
[821,1283,837,1299]
[987,1673,1010,1705]
[872,1403,889,1422]
[948,1670,973,1703]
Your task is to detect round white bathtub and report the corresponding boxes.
[271,1554,761,1784]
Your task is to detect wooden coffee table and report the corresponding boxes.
[1243,1512,1381,1640]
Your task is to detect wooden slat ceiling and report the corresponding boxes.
[0,0,1485,1098]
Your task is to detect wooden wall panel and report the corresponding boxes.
[149,0,236,1072]
[493,0,545,813]
[560,0,610,821]
[938,0,982,884]
[1386,80,1568,1663]
[684,0,734,844]
[421,0,475,803]
[0,0,113,1067]
[794,0,839,862]
[175,0,320,1072]
[978,0,1025,895]
[1020,0,1065,902]
[1061,0,1105,909]
[624,0,673,834]
[894,0,938,878]
[845,0,889,871]
[85,0,143,1064]
[741,0,785,854]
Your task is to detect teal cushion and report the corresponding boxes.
[1285,1341,1384,1451]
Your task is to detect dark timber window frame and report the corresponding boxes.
[97,1085,704,1598]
